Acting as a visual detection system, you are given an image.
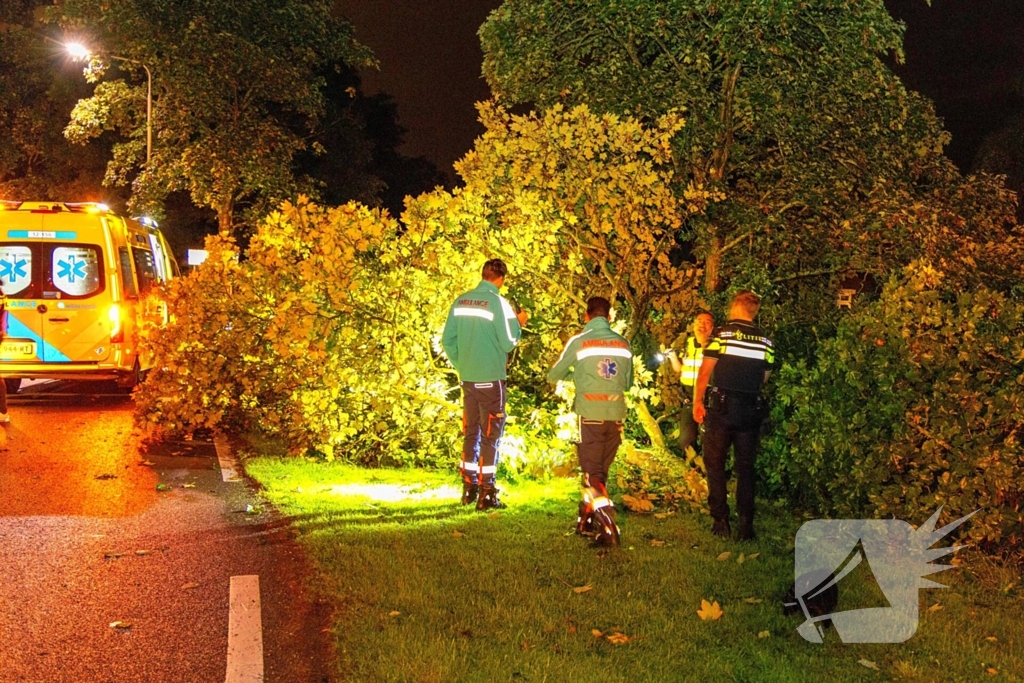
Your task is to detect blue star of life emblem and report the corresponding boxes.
[57,255,88,283]
[0,257,28,283]
[598,358,618,379]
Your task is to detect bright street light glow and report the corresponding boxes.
[65,43,90,61]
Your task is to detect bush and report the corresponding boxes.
[762,262,1024,553]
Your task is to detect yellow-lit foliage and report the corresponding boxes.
[136,104,709,494]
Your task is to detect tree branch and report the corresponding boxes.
[772,266,846,284]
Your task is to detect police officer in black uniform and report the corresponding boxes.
[693,291,774,540]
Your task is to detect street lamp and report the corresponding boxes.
[65,42,152,168]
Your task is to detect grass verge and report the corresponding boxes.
[246,456,1022,683]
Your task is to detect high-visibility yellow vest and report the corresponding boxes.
[680,335,704,388]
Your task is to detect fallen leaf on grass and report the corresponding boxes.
[388,611,400,617]
[758,630,770,639]
[650,540,665,547]
[452,531,465,537]
[737,553,746,564]
[987,668,999,675]
[697,599,723,621]
[135,550,149,556]
[621,494,654,513]
[182,483,196,489]
[592,629,603,638]
[109,621,131,630]
[654,511,675,519]
[743,597,763,604]
[716,551,732,562]
[573,584,593,594]
[746,553,760,560]
[155,483,171,492]
[606,633,630,645]
[927,603,943,613]
[985,636,998,643]
[858,659,879,670]
[181,583,200,590]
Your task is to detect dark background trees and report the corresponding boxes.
[0,0,118,203]
[1,0,441,258]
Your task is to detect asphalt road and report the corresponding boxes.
[0,381,334,683]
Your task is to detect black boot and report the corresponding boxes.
[711,518,731,538]
[737,516,756,540]
[476,486,506,511]
[460,483,479,506]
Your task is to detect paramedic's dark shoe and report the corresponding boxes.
[476,487,506,511]
[736,517,756,541]
[460,483,479,506]
[711,518,731,538]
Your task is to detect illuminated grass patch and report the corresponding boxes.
[247,458,1023,683]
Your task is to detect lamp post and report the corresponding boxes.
[66,43,152,167]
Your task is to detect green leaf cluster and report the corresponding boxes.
[55,0,373,231]
[762,262,1024,552]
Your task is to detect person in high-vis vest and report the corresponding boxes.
[666,311,714,456]
[693,291,774,540]
[547,297,634,547]
[442,259,529,510]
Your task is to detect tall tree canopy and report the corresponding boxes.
[56,0,374,233]
[0,0,113,201]
[480,0,1022,344]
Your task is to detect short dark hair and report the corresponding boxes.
[732,290,761,316]
[694,310,713,322]
[587,296,611,319]
[482,259,507,281]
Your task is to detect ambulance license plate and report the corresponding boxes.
[0,340,36,359]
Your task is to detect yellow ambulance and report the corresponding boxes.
[0,201,178,391]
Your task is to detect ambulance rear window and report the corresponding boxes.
[0,245,33,297]
[49,245,104,298]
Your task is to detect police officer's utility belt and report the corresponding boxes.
[705,386,766,413]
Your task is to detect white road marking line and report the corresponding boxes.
[226,575,264,683]
[214,434,242,482]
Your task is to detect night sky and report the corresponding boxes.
[336,0,1024,180]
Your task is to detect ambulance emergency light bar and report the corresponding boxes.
[0,201,110,213]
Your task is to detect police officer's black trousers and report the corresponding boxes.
[702,392,762,525]
[461,381,507,487]
[578,419,622,488]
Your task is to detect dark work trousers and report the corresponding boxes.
[679,391,698,455]
[578,419,623,487]
[461,381,507,487]
[702,390,763,524]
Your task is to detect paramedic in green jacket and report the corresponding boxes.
[442,259,529,511]
[547,297,633,546]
